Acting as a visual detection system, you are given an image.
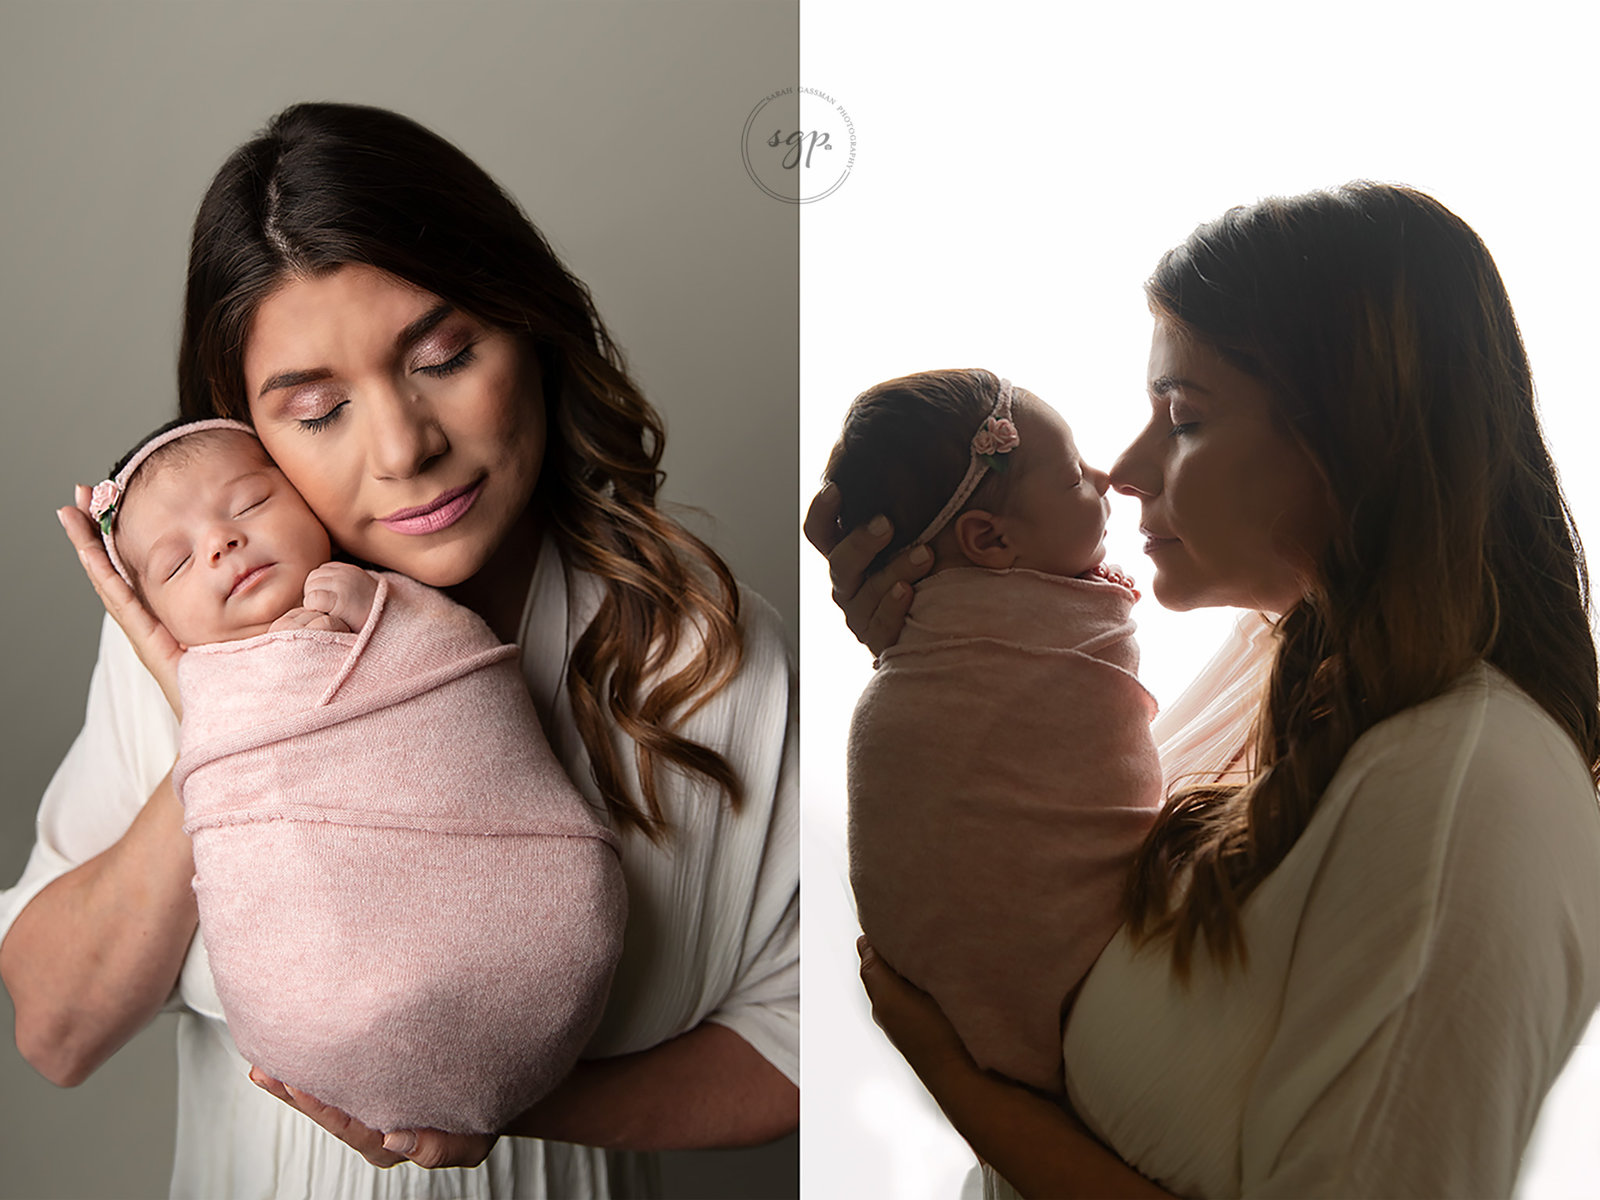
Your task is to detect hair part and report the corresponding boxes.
[1123,182,1600,978]
[178,102,745,839]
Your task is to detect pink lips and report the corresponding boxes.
[378,480,485,535]
[1141,529,1180,555]
[229,563,272,598]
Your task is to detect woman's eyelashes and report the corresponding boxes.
[1166,404,1201,438]
[298,401,348,434]
[292,343,478,432]
[413,343,476,378]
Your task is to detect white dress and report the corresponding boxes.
[0,538,798,1200]
[987,615,1600,1198]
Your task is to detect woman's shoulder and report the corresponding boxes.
[731,581,792,668]
[1347,663,1590,781]
[1326,663,1600,865]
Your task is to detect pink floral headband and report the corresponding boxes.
[912,378,1021,546]
[89,418,258,585]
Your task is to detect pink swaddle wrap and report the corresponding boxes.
[172,571,626,1134]
[847,567,1162,1093]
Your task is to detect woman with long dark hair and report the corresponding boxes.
[3,102,797,1196]
[811,183,1600,1196]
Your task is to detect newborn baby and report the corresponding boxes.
[829,370,1163,1094]
[91,417,626,1133]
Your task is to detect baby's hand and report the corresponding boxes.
[269,608,352,634]
[302,562,378,631]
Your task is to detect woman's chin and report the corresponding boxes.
[354,539,488,590]
[1146,570,1199,612]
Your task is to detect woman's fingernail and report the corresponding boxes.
[909,545,932,566]
[56,509,69,529]
[890,582,909,600]
[868,514,891,537]
[856,934,869,956]
[383,1131,418,1155]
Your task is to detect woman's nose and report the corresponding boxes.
[1109,429,1160,499]
[368,388,449,480]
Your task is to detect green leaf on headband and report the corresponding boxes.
[979,453,1011,474]
[98,510,115,535]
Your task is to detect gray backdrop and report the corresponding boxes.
[0,2,798,1196]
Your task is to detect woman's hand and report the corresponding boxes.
[856,936,975,1088]
[856,937,1172,1199]
[802,482,933,657]
[58,486,184,716]
[248,1069,497,1169]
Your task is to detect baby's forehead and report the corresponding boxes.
[121,430,273,523]
[140,428,270,486]
[1014,390,1076,443]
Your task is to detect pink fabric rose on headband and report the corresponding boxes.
[972,417,1019,457]
[90,480,122,533]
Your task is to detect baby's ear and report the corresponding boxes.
[952,510,1018,569]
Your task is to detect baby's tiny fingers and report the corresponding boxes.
[269,608,350,634]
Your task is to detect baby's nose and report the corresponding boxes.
[209,531,244,562]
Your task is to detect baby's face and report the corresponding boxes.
[1000,398,1111,578]
[116,431,331,646]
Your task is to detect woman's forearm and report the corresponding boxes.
[504,1021,797,1151]
[858,941,1171,1199]
[920,1058,1173,1200]
[0,770,196,1087]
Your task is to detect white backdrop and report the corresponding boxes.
[798,3,1599,1196]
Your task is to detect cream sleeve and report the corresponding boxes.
[1238,680,1600,1197]
[0,614,180,948]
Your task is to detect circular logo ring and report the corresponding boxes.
[742,87,856,204]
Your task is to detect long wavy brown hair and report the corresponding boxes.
[177,102,743,840]
[1124,182,1600,975]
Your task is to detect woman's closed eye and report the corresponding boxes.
[413,344,477,379]
[298,401,348,434]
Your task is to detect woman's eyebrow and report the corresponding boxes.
[256,305,457,398]
[396,303,455,349]
[1149,374,1213,398]
[258,367,332,398]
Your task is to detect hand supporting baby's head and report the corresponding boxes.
[824,369,1113,580]
[92,419,338,646]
